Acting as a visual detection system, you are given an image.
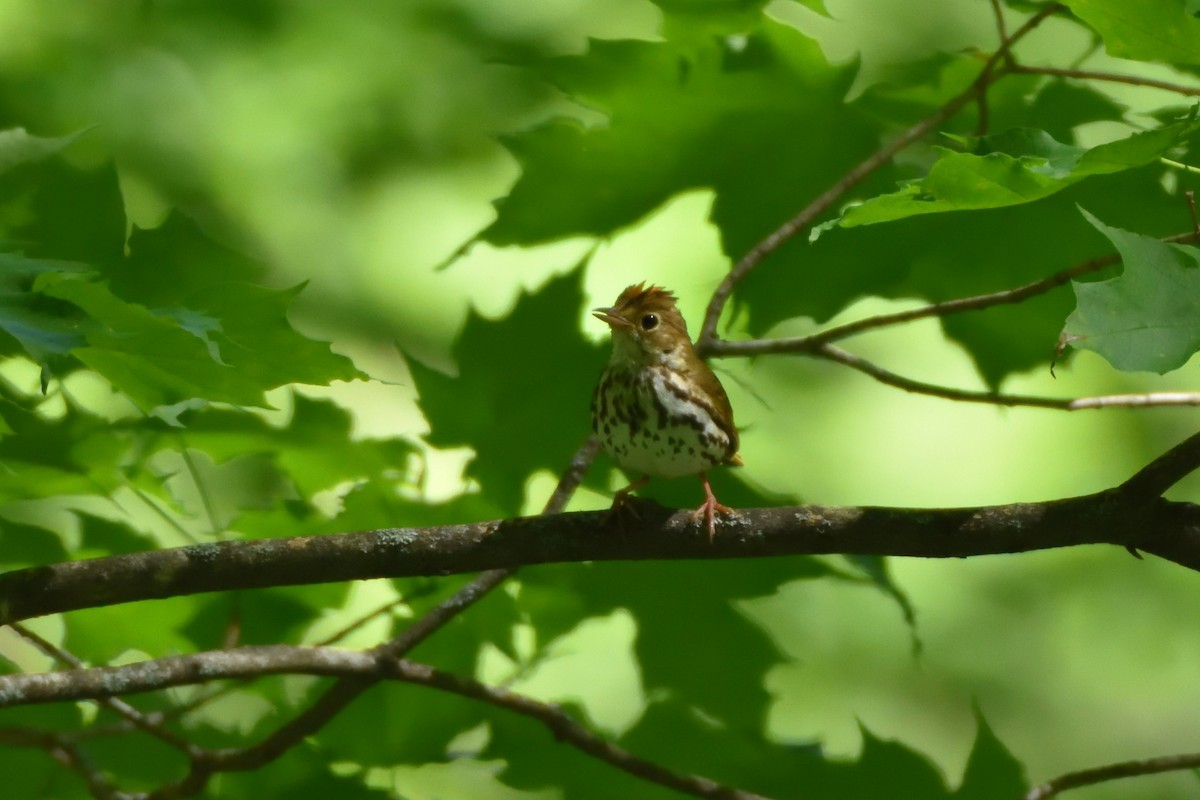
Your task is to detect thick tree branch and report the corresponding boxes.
[148,435,602,795]
[6,489,1200,627]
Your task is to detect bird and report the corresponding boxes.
[591,283,742,540]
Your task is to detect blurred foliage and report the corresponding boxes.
[0,1,1199,800]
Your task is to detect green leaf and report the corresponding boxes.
[1061,0,1200,64]
[170,396,415,506]
[111,213,267,308]
[38,275,365,410]
[0,159,126,265]
[0,253,88,364]
[407,267,604,514]
[0,389,130,504]
[482,14,888,264]
[842,115,1200,227]
[953,709,1028,799]
[0,518,69,569]
[790,0,829,14]
[520,556,832,733]
[1063,209,1200,373]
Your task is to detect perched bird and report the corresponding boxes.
[591,283,742,539]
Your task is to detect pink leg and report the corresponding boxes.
[691,472,735,542]
[608,475,651,519]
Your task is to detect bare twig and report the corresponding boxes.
[696,3,1065,347]
[1025,751,1200,799]
[312,597,410,648]
[1010,64,1200,96]
[0,648,774,800]
[989,0,1011,61]
[812,343,1200,411]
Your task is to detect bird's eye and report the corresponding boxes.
[640,314,659,330]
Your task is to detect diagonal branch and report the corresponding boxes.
[138,434,602,796]
[696,3,1065,347]
[0,648,773,800]
[1024,750,1200,800]
[0,728,119,799]
[1119,430,1200,500]
[9,623,199,758]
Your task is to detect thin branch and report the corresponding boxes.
[705,229,1200,358]
[989,0,1011,61]
[696,3,1065,348]
[130,434,603,797]
[812,343,1200,411]
[9,623,199,757]
[1010,64,1200,96]
[0,649,774,800]
[390,659,773,800]
[1119,430,1200,500]
[1025,751,1200,799]
[311,596,411,648]
[0,727,119,800]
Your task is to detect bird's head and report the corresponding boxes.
[593,283,692,368]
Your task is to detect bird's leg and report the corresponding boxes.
[605,474,651,526]
[691,472,735,542]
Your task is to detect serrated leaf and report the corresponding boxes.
[37,275,365,410]
[842,115,1200,227]
[1064,209,1200,373]
[170,396,415,500]
[407,267,603,514]
[482,14,886,266]
[1061,0,1200,64]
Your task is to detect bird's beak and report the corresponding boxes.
[592,307,632,328]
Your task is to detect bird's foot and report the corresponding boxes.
[691,473,736,543]
[602,476,651,531]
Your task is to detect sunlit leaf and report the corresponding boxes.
[841,115,1200,227]
[1061,0,1200,64]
